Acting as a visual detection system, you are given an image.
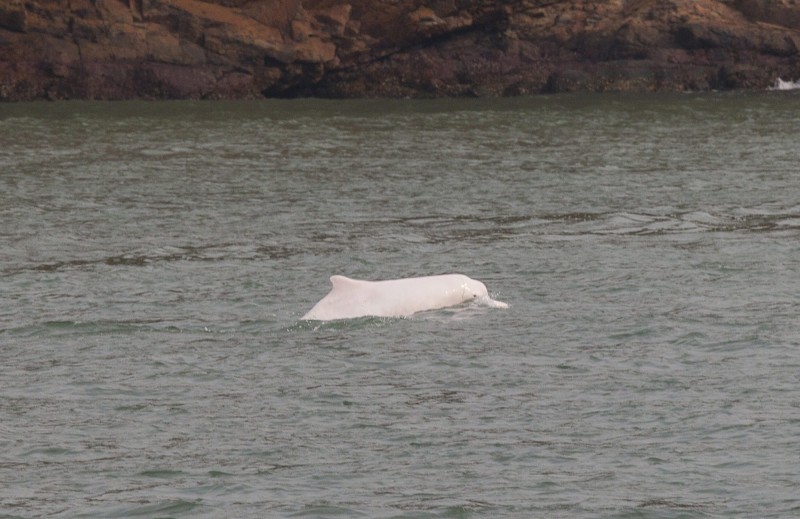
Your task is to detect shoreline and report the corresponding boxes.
[2,0,800,102]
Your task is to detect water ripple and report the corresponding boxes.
[2,94,800,518]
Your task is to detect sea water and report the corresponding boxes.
[1,93,799,518]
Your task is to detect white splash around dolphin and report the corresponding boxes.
[302,274,509,321]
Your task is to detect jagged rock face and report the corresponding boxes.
[1,0,799,100]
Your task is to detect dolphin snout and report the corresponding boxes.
[476,295,509,309]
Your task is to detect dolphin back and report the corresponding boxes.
[302,274,507,321]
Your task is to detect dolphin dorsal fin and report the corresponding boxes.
[329,275,366,292]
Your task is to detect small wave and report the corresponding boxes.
[7,243,296,275]
[100,499,199,518]
[550,210,800,236]
[776,218,800,228]
[769,78,800,91]
[292,315,400,331]
[3,319,187,338]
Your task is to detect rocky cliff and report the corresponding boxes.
[1,0,799,100]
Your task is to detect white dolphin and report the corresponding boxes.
[302,273,509,321]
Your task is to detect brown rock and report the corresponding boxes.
[291,19,315,42]
[734,0,800,29]
[409,7,441,27]
[0,1,27,33]
[314,4,351,36]
[1,0,800,100]
[293,37,337,64]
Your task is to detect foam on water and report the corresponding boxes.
[769,78,800,91]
